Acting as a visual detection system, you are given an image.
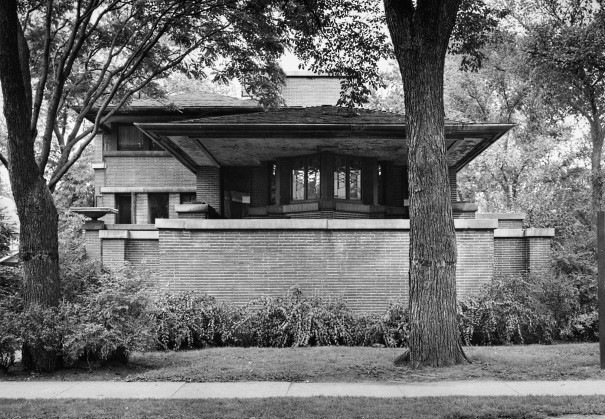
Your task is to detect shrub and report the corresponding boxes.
[233,287,357,348]
[458,275,556,345]
[154,293,240,350]
[560,310,599,342]
[0,297,21,372]
[61,264,156,368]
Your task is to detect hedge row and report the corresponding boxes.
[0,260,598,372]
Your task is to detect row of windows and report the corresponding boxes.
[115,192,196,224]
[269,154,386,205]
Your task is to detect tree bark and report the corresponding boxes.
[384,0,467,367]
[590,120,605,216]
[0,0,61,372]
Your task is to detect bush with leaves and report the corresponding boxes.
[233,287,357,347]
[61,264,156,368]
[458,274,557,345]
[154,292,241,350]
[0,296,21,372]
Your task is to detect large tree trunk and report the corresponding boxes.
[590,120,605,216]
[0,0,61,372]
[385,0,466,367]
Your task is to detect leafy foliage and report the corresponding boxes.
[458,275,556,345]
[154,292,240,351]
[61,264,156,367]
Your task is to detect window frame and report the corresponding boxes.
[115,193,132,224]
[333,155,363,201]
[290,154,321,202]
[116,123,164,151]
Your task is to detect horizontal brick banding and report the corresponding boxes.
[155,222,497,312]
[498,220,524,229]
[494,237,527,275]
[105,156,195,188]
[126,239,159,271]
[159,229,408,312]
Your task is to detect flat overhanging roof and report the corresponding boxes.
[135,107,514,172]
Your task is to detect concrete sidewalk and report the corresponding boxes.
[0,380,605,399]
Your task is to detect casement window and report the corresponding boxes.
[291,156,321,201]
[269,162,277,205]
[148,193,169,223]
[117,124,163,151]
[377,163,386,206]
[334,156,362,200]
[115,193,132,224]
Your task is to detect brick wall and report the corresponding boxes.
[125,239,159,271]
[494,237,526,276]
[499,220,524,229]
[102,239,126,268]
[154,219,499,312]
[105,156,195,188]
[527,231,553,274]
[158,228,408,311]
[196,167,221,213]
[135,193,148,224]
[168,194,180,220]
[282,77,341,107]
[456,230,494,294]
[84,229,102,260]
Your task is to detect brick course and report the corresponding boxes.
[102,239,126,268]
[125,240,159,271]
[105,156,195,188]
[494,237,526,276]
[196,167,221,213]
[281,78,341,107]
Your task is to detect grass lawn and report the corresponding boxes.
[2,342,605,383]
[1,395,605,418]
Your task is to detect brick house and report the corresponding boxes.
[77,75,554,312]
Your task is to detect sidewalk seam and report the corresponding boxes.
[51,382,79,399]
[285,382,293,397]
[169,382,186,399]
[502,382,522,395]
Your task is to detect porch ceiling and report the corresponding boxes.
[135,108,513,172]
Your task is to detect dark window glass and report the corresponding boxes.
[291,156,321,201]
[333,155,362,201]
[148,193,169,223]
[115,194,132,224]
[180,192,197,204]
[377,163,385,205]
[117,124,163,151]
[269,162,277,205]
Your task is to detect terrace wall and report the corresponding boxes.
[82,217,557,312]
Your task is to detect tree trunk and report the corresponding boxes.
[0,0,61,372]
[384,0,466,367]
[590,120,605,216]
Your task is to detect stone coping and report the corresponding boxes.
[494,228,555,238]
[106,224,157,230]
[100,186,196,193]
[476,213,526,220]
[99,230,159,240]
[155,218,498,230]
